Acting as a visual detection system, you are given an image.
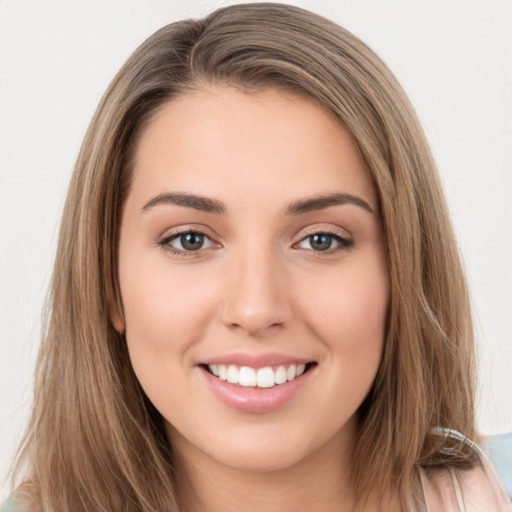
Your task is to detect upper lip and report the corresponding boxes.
[200,352,313,368]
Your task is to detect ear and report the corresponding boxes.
[108,292,126,334]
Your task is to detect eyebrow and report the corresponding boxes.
[284,193,374,215]
[142,192,226,214]
[141,191,374,215]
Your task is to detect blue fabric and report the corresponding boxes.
[0,497,16,512]
[0,494,25,512]
[481,431,512,499]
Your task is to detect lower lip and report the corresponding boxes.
[199,366,315,414]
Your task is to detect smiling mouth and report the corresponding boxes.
[200,362,317,389]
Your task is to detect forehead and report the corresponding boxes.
[129,86,377,211]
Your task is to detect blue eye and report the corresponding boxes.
[298,233,352,252]
[308,234,333,251]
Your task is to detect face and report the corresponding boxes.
[112,86,389,475]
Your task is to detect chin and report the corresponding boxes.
[200,423,326,474]
[211,443,309,474]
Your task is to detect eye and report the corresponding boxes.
[159,231,217,254]
[297,232,353,252]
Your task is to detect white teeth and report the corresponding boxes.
[256,367,275,388]
[238,366,256,387]
[286,364,297,381]
[207,363,309,388]
[226,365,239,384]
[274,365,287,384]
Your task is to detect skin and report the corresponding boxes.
[112,86,390,511]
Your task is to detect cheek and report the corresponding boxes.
[119,259,219,360]
[119,260,223,417]
[288,257,388,438]
[300,259,389,362]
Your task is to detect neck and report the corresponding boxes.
[171,424,360,512]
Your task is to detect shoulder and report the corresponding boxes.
[420,429,512,512]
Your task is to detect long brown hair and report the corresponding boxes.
[12,3,476,511]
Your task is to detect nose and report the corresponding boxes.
[219,247,294,337]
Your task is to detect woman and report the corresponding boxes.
[4,3,511,511]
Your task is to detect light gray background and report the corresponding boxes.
[1,0,511,499]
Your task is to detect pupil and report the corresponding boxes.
[311,234,332,251]
[181,233,204,251]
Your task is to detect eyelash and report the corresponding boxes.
[158,230,217,258]
[294,229,354,254]
[157,228,353,257]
